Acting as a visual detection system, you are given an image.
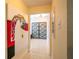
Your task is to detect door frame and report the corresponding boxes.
[28,13,52,57]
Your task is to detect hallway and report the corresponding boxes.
[6,0,68,59]
[12,39,50,59]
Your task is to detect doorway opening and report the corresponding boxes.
[29,13,50,59]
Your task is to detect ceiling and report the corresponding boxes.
[24,0,52,7]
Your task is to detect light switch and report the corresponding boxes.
[22,34,24,38]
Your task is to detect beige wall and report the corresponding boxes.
[6,0,29,58]
[28,4,51,14]
[6,0,28,20]
[51,0,67,59]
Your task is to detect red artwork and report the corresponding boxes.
[21,22,28,31]
[7,20,15,48]
[7,20,28,48]
[24,23,28,31]
[7,15,28,48]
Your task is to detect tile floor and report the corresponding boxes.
[12,39,50,59]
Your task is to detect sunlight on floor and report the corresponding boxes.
[12,39,50,59]
[23,39,50,59]
[30,39,49,55]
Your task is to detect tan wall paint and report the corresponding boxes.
[6,0,28,20]
[28,5,51,14]
[51,0,67,59]
[23,0,51,7]
[6,0,28,12]
[28,15,30,52]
